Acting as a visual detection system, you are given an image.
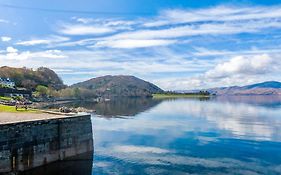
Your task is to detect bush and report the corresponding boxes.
[36,85,48,97]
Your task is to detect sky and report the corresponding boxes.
[1,0,281,90]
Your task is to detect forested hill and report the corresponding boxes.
[72,75,164,97]
[0,67,163,98]
[0,66,66,90]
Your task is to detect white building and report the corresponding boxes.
[0,78,15,88]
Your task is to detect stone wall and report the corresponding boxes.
[0,88,31,98]
[0,115,93,173]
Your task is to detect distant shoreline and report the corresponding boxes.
[152,93,211,99]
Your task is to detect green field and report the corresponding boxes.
[0,96,13,101]
[0,104,39,113]
[152,93,211,99]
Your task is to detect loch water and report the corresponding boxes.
[92,96,281,175]
[5,96,281,175]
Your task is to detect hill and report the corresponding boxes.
[72,75,163,97]
[0,66,66,90]
[208,81,281,95]
[243,81,281,89]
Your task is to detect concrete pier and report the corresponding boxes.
[0,112,82,125]
[0,114,93,174]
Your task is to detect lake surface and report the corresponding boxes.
[92,96,281,175]
[22,96,281,174]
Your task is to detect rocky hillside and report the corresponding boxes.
[72,75,163,97]
[208,81,281,95]
[0,66,66,90]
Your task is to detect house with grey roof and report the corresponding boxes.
[0,78,16,88]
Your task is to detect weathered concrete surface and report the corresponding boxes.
[0,115,93,174]
[0,112,83,125]
[17,152,93,175]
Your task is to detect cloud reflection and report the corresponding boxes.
[92,97,281,174]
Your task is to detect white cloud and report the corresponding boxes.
[1,36,11,42]
[45,5,281,49]
[17,39,51,46]
[2,5,281,89]
[0,48,211,86]
[73,17,95,24]
[89,19,281,50]
[59,24,114,35]
[193,47,281,57]
[0,49,66,60]
[34,5,281,50]
[50,38,97,47]
[1,48,279,90]
[144,6,281,27]
[16,35,69,46]
[6,46,18,53]
[205,54,276,79]
[154,54,281,90]
[36,50,67,59]
[103,20,135,27]
[93,39,177,49]
[107,20,281,41]
[153,77,208,90]
[0,19,9,24]
[73,17,135,27]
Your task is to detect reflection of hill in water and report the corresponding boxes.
[68,98,163,117]
[215,95,281,108]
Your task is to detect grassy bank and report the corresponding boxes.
[152,93,211,99]
[0,96,13,101]
[0,104,39,113]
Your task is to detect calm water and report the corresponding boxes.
[23,96,281,174]
[92,96,281,175]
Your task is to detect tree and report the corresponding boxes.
[58,88,74,98]
[47,87,60,97]
[36,85,48,97]
[73,87,81,99]
[79,88,97,99]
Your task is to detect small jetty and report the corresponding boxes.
[0,112,82,125]
[0,113,93,174]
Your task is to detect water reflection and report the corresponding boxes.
[215,95,281,108]
[60,97,162,117]
[92,96,281,175]
[153,98,281,141]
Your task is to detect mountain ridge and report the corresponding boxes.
[208,81,281,95]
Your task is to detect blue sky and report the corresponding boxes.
[1,0,281,90]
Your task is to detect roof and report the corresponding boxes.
[0,78,14,82]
